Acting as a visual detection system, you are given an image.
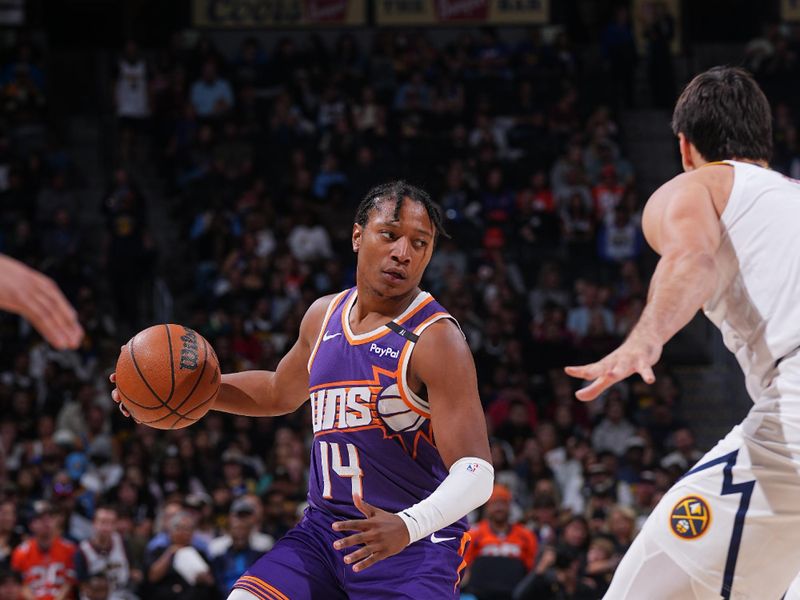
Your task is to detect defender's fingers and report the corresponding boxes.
[575,373,619,402]
[333,532,367,550]
[639,364,656,385]
[39,281,83,348]
[26,293,70,349]
[332,519,370,533]
[109,372,116,383]
[564,363,602,380]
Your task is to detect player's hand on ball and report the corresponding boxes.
[332,494,410,572]
[565,331,661,401]
[109,366,133,420]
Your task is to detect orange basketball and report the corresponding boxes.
[115,324,220,430]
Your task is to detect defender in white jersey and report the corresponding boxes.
[567,66,800,599]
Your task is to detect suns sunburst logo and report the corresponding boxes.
[670,495,711,540]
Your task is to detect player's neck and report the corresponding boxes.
[352,284,420,325]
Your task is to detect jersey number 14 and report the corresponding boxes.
[319,441,363,499]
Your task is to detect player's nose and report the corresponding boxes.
[391,237,412,264]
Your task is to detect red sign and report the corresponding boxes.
[434,0,488,21]
[306,0,348,21]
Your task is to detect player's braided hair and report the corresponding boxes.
[355,181,449,240]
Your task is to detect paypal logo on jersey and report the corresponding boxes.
[369,343,399,359]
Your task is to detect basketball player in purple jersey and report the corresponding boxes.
[113,182,493,599]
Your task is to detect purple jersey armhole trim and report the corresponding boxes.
[307,290,350,373]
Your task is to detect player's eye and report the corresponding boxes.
[414,239,428,249]
[380,230,395,240]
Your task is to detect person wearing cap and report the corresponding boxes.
[220,449,256,498]
[632,470,658,529]
[11,500,78,600]
[462,484,537,598]
[208,497,272,559]
[209,497,272,597]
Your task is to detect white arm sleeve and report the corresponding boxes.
[396,456,494,544]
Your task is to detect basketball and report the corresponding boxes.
[377,384,426,432]
[114,324,220,430]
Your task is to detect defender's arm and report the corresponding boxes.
[565,174,722,401]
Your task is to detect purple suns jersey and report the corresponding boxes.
[306,287,467,531]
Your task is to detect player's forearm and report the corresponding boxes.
[634,251,717,346]
[212,371,300,417]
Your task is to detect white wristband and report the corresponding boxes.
[396,456,494,544]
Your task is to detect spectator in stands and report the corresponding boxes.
[114,41,150,164]
[567,281,614,341]
[583,535,617,596]
[0,569,24,600]
[514,544,596,599]
[597,204,644,264]
[79,573,112,600]
[607,505,637,554]
[12,500,77,600]
[465,484,537,588]
[144,510,214,600]
[146,500,209,558]
[75,505,136,599]
[591,394,636,457]
[660,426,704,472]
[101,168,155,331]
[0,498,20,570]
[189,60,234,119]
[208,497,269,597]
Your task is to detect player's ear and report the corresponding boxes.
[352,223,362,253]
[678,133,695,172]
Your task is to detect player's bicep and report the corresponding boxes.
[413,321,491,468]
[271,295,335,411]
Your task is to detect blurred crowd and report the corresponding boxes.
[0,16,785,600]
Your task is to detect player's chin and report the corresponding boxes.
[376,273,414,294]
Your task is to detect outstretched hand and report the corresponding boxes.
[0,254,83,349]
[565,333,661,401]
[332,495,410,572]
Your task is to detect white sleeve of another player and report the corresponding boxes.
[396,456,494,544]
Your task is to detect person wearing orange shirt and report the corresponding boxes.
[11,501,77,600]
[465,484,538,576]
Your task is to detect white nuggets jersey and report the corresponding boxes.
[606,162,800,600]
[705,160,800,402]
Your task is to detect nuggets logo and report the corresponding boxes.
[669,495,711,540]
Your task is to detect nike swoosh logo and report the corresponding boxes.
[430,533,456,544]
[322,331,342,342]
